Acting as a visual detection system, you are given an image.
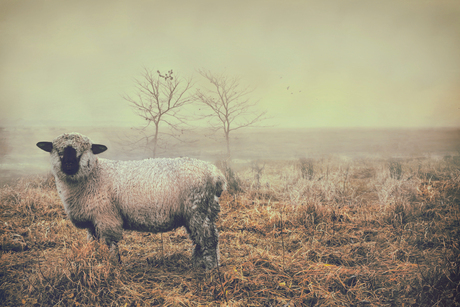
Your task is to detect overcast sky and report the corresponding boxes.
[1,0,459,128]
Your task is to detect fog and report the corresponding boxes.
[1,126,459,185]
[1,0,460,184]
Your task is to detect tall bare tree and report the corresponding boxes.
[196,69,267,158]
[123,68,195,157]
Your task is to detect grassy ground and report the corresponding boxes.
[1,156,459,306]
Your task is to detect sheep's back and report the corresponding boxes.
[98,158,221,228]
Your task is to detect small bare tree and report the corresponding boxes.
[123,68,195,157]
[196,69,267,158]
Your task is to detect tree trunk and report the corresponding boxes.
[225,131,230,159]
[152,122,159,158]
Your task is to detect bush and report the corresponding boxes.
[388,159,402,180]
[299,158,315,180]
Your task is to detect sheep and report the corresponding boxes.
[36,132,226,270]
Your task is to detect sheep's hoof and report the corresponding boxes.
[192,258,219,271]
[147,257,154,266]
[109,253,122,265]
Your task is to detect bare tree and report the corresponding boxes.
[196,69,267,158]
[123,68,195,157]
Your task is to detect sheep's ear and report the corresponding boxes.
[91,144,107,154]
[36,142,53,153]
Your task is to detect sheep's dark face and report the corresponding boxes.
[37,133,107,181]
[60,146,80,175]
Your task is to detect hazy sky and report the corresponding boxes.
[1,0,459,128]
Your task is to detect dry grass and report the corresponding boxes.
[1,156,459,306]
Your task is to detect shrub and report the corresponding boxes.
[389,159,402,180]
[299,158,314,180]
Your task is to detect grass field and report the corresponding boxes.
[1,156,459,306]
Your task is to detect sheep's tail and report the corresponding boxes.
[215,177,225,197]
[212,168,227,198]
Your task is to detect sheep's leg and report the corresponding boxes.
[86,226,97,242]
[187,215,220,270]
[94,220,123,264]
[108,241,121,264]
[199,237,220,271]
[191,244,203,267]
[98,237,122,264]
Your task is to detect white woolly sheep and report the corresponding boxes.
[37,132,226,270]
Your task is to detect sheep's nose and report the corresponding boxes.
[64,162,74,169]
[62,162,79,175]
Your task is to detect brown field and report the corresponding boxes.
[1,155,459,306]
